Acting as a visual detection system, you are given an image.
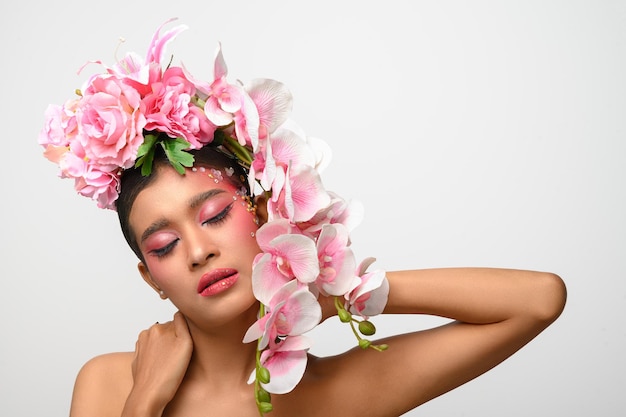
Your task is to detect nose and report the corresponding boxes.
[187,227,219,269]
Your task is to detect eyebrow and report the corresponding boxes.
[139,189,227,244]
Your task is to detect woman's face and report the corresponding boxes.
[129,165,262,329]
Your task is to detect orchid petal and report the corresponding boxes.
[255,219,292,251]
[288,167,331,222]
[245,79,293,135]
[252,253,291,305]
[213,42,228,80]
[270,234,319,283]
[260,346,308,394]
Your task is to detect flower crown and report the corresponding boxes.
[39,19,389,415]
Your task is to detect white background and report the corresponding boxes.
[1,1,625,416]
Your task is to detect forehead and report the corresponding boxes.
[129,165,240,224]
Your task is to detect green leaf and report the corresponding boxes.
[135,133,159,176]
[161,137,194,175]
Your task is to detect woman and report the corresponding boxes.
[40,20,566,417]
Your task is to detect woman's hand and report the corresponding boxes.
[122,311,193,416]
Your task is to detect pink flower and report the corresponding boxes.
[58,146,120,209]
[243,280,321,350]
[75,163,120,210]
[109,18,187,93]
[143,67,216,148]
[252,219,319,302]
[245,78,293,139]
[193,44,261,149]
[249,335,312,394]
[77,75,146,168]
[314,224,357,297]
[267,164,330,223]
[346,258,390,319]
[38,101,78,148]
[297,191,365,239]
[250,128,315,193]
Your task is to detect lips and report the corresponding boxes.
[197,268,239,297]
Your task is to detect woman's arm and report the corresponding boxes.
[310,268,566,416]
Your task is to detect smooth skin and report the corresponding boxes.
[69,166,566,417]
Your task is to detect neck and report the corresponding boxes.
[184,306,259,386]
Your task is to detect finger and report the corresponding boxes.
[173,311,190,336]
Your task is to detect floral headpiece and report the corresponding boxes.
[39,19,389,415]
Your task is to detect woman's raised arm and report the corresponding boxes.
[311,268,566,416]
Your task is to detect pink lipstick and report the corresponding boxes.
[197,268,239,297]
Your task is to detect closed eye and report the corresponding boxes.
[150,238,179,258]
[202,202,233,226]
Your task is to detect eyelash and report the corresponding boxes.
[150,203,234,258]
[202,202,233,226]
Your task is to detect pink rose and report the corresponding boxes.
[38,100,79,147]
[143,67,216,148]
[77,74,146,168]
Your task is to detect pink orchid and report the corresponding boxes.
[143,67,216,148]
[315,224,357,297]
[250,127,316,193]
[252,219,319,302]
[346,257,390,319]
[77,74,146,169]
[297,191,365,239]
[245,78,293,139]
[249,335,312,394]
[267,164,330,223]
[191,44,261,150]
[243,280,321,351]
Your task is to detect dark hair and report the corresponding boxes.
[116,146,250,261]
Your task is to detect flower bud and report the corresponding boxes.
[378,343,389,351]
[256,387,271,404]
[358,320,376,336]
[258,401,274,413]
[358,339,371,349]
[257,366,271,384]
[338,309,352,323]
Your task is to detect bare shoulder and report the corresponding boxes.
[70,352,134,417]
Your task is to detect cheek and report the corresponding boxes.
[142,259,175,291]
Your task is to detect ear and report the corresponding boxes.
[254,193,269,225]
[138,262,167,299]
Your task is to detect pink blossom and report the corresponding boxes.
[315,224,357,297]
[75,163,120,210]
[39,99,80,148]
[297,191,365,239]
[77,75,146,168]
[346,258,390,319]
[245,79,293,139]
[249,335,312,394]
[188,44,261,150]
[109,18,187,92]
[143,67,216,148]
[252,219,319,303]
[250,128,315,194]
[243,280,321,350]
[267,164,330,223]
